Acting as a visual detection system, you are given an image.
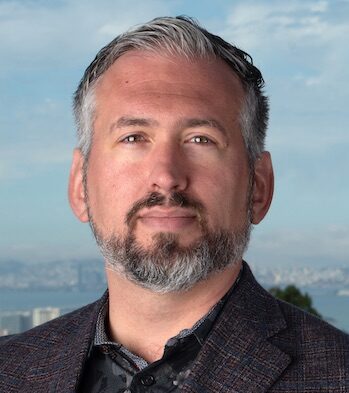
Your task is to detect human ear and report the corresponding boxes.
[68,148,89,222]
[251,151,274,224]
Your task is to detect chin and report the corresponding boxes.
[143,230,202,250]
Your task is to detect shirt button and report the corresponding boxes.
[140,375,155,386]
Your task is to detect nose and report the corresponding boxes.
[147,142,189,193]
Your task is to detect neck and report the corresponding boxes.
[106,261,242,363]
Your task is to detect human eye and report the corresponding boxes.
[188,135,214,144]
[120,134,146,144]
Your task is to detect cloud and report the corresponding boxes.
[222,0,349,92]
[0,238,100,264]
[309,0,328,12]
[247,224,349,267]
[0,144,72,180]
[223,1,344,48]
[1,93,74,180]
[219,0,349,185]
[0,0,173,72]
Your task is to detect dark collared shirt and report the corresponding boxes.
[78,269,242,393]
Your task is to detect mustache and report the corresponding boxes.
[125,192,206,227]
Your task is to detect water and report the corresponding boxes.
[0,287,348,333]
[0,289,105,313]
[306,288,349,333]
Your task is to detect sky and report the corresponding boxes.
[1,0,348,269]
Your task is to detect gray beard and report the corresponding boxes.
[86,187,253,293]
[90,222,252,293]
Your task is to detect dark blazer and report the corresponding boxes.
[1,263,348,392]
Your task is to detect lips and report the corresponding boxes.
[139,208,196,219]
[138,208,197,231]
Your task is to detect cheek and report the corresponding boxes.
[86,160,141,231]
[197,166,250,228]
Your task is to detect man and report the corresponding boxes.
[0,16,348,393]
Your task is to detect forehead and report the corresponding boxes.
[93,50,245,124]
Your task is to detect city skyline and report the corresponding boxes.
[1,260,349,334]
[1,0,349,268]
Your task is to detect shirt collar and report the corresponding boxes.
[93,264,243,367]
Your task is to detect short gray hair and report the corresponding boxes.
[73,16,269,163]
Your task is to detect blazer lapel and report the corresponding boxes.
[181,263,291,393]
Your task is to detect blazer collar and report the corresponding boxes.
[181,262,291,393]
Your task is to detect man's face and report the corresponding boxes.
[69,50,273,291]
[86,51,250,245]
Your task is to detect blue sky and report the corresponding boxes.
[1,0,348,268]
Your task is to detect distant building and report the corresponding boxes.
[0,328,9,337]
[32,307,60,327]
[0,311,31,334]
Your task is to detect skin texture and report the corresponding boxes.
[68,51,274,361]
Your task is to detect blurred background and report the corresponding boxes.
[1,0,348,334]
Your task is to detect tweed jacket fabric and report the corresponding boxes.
[0,263,348,392]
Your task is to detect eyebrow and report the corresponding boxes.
[110,116,227,135]
[110,116,159,133]
[178,118,227,136]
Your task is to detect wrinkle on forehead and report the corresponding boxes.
[96,50,245,99]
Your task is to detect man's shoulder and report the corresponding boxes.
[220,261,349,363]
[0,299,97,349]
[239,262,349,345]
[0,294,101,373]
[0,295,105,392]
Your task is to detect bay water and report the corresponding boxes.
[0,287,348,333]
